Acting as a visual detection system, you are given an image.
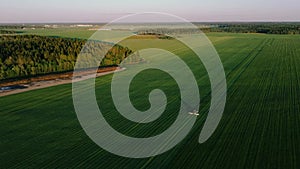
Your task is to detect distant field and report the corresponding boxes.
[10,28,96,39]
[1,32,300,168]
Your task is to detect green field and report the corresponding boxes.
[1,33,300,168]
[12,28,96,39]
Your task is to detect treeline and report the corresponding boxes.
[136,32,174,39]
[135,23,300,35]
[136,28,201,35]
[0,35,135,80]
[0,25,46,29]
[0,30,23,34]
[199,23,300,34]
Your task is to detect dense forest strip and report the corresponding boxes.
[0,35,138,80]
[0,29,23,34]
[199,23,300,34]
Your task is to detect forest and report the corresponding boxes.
[0,35,134,80]
[199,22,300,34]
[0,29,23,34]
[133,23,300,35]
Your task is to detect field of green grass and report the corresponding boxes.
[1,32,300,168]
[13,28,96,39]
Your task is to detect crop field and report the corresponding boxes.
[12,28,96,39]
[1,33,300,169]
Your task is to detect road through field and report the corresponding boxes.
[0,67,125,97]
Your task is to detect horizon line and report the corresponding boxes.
[1,20,300,25]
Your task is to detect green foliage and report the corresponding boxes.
[0,29,23,34]
[0,35,133,80]
[200,22,300,34]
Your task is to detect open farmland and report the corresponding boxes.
[11,27,96,39]
[1,33,300,169]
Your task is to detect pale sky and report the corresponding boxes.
[0,0,299,23]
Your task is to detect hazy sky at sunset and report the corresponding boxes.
[1,0,299,23]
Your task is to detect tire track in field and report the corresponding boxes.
[144,38,271,169]
[200,38,273,169]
